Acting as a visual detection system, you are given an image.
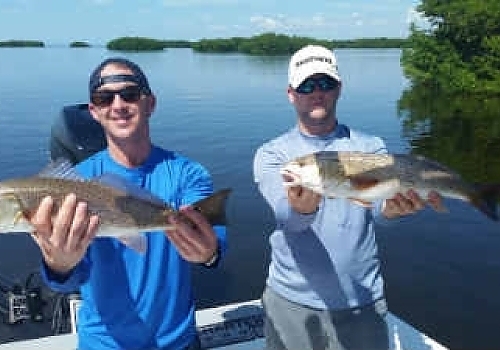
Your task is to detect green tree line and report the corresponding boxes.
[70,41,91,48]
[0,34,405,52]
[401,0,500,96]
[106,37,169,51]
[192,33,406,54]
[0,40,44,47]
[106,37,193,51]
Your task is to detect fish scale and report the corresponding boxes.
[0,177,166,228]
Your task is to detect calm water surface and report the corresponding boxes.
[0,48,499,349]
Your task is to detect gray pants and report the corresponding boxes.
[262,287,389,350]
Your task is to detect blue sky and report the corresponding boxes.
[0,0,425,45]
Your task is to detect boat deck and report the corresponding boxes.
[0,299,448,349]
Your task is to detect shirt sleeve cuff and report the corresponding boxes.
[40,261,80,292]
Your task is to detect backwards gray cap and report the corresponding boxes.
[88,57,152,96]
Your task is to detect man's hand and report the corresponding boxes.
[165,206,219,264]
[30,194,99,275]
[383,190,445,219]
[287,185,322,215]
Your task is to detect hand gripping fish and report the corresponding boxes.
[0,160,232,252]
[280,151,499,221]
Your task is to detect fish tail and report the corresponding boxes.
[470,184,500,221]
[191,188,232,226]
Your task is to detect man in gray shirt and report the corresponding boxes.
[253,45,442,350]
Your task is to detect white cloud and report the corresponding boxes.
[177,3,419,40]
[310,14,327,26]
[249,13,337,33]
[250,15,287,31]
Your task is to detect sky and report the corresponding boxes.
[0,0,426,45]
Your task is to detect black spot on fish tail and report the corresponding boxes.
[192,188,232,226]
[470,184,500,221]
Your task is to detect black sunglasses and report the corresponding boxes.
[91,85,144,107]
[295,76,339,94]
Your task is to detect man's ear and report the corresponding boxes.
[88,103,101,122]
[287,86,295,104]
[146,94,156,117]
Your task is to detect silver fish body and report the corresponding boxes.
[0,164,231,252]
[281,151,499,221]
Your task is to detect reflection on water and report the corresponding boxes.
[398,85,500,184]
[381,85,500,349]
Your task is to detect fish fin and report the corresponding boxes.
[349,177,381,190]
[3,195,34,230]
[347,198,373,208]
[189,188,232,226]
[38,159,167,208]
[117,235,148,253]
[37,158,85,181]
[94,174,166,207]
[470,184,500,221]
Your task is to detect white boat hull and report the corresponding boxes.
[0,298,447,350]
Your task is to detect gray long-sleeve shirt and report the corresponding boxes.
[253,124,389,310]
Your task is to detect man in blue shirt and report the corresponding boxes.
[253,45,442,350]
[30,58,225,350]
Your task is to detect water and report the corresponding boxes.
[0,47,499,349]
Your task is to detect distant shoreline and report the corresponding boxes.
[0,33,408,54]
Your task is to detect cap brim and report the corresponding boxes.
[291,70,341,89]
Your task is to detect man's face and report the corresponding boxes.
[88,64,155,143]
[288,74,341,118]
[287,74,341,132]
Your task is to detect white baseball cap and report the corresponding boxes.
[288,45,341,89]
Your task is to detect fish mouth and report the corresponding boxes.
[279,168,301,187]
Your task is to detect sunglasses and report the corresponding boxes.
[91,85,144,107]
[295,76,339,94]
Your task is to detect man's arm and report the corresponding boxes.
[164,160,227,266]
[254,146,320,233]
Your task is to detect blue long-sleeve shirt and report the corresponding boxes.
[253,124,388,310]
[41,146,227,350]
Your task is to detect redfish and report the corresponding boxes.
[0,160,231,252]
[281,151,499,221]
